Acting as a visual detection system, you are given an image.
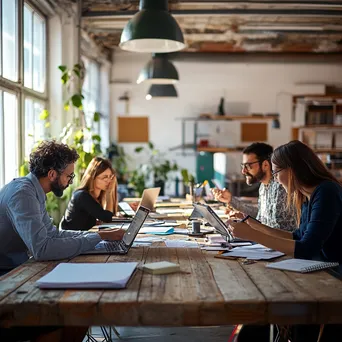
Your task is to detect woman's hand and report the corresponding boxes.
[212,188,232,204]
[226,220,253,240]
[227,210,245,220]
[98,228,125,241]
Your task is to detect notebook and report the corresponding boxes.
[266,258,339,273]
[36,262,138,289]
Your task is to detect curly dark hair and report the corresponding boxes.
[29,140,79,178]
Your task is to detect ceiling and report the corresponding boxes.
[77,1,342,54]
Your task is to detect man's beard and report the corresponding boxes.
[245,168,266,185]
[51,177,68,197]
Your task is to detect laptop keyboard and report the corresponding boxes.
[103,240,126,253]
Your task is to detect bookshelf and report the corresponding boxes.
[293,95,342,182]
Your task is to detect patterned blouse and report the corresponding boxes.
[230,178,297,232]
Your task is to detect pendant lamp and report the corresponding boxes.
[120,0,185,53]
[146,84,178,100]
[137,53,179,84]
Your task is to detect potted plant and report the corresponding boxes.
[128,142,178,196]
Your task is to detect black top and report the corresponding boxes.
[61,189,113,231]
[293,180,342,263]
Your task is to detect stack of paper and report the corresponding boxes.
[221,244,284,260]
[36,262,138,289]
[164,240,198,248]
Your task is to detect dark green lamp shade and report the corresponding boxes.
[137,54,179,84]
[120,0,185,53]
[146,84,178,100]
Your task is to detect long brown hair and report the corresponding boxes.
[271,140,340,223]
[78,157,118,215]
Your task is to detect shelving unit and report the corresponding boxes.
[293,94,342,182]
[173,114,278,154]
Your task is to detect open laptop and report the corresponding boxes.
[193,203,233,242]
[85,206,150,255]
[118,187,161,218]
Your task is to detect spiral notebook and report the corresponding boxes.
[266,258,339,273]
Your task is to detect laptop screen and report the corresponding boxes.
[193,203,232,241]
[123,206,149,246]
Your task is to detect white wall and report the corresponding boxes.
[110,51,342,179]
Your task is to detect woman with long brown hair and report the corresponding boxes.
[61,157,118,231]
[229,140,342,341]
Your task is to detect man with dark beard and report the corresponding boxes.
[0,140,125,274]
[213,142,297,231]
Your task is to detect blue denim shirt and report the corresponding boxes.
[0,173,101,270]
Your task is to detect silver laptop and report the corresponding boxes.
[118,187,161,218]
[139,187,161,211]
[193,203,233,242]
[85,206,150,255]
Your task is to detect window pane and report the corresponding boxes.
[4,92,18,184]
[24,4,33,88]
[24,98,45,157]
[33,13,45,92]
[2,0,18,81]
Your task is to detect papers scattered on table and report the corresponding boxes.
[202,246,231,251]
[36,262,138,289]
[220,244,284,260]
[135,237,165,243]
[164,240,198,248]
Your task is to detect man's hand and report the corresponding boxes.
[212,188,232,204]
[98,228,125,241]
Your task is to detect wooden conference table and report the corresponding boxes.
[0,202,341,328]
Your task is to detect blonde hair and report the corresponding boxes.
[78,157,118,215]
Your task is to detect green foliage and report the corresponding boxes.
[181,168,195,184]
[128,142,178,195]
[19,63,103,224]
[107,143,131,184]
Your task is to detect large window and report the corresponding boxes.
[0,0,47,188]
[82,57,100,133]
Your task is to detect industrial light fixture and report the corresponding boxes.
[119,0,185,53]
[137,54,179,85]
[146,84,178,100]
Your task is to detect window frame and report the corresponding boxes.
[0,0,48,186]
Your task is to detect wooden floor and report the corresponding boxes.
[84,326,234,341]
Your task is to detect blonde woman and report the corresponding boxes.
[61,157,118,231]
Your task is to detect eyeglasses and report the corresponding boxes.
[240,160,262,171]
[97,174,115,181]
[272,169,283,177]
[66,172,75,184]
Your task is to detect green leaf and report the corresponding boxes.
[64,101,70,111]
[74,63,82,70]
[148,141,154,150]
[71,94,83,109]
[73,69,80,78]
[58,65,67,72]
[93,112,100,122]
[92,134,101,142]
[45,122,51,128]
[61,72,69,84]
[39,109,49,120]
[135,147,143,153]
